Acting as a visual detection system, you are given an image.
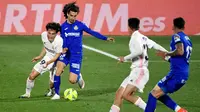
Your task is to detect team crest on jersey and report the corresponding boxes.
[74,25,78,30]
[142,37,147,41]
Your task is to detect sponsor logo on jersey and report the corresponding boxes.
[65,32,80,37]
[44,46,55,54]
[64,27,68,30]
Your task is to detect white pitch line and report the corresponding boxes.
[83,44,200,63]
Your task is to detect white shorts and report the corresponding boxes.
[33,56,55,75]
[120,67,149,93]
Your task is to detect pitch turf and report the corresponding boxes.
[0,35,199,112]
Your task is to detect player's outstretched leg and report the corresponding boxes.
[19,69,40,98]
[122,84,146,110]
[51,61,65,100]
[145,85,187,112]
[45,69,56,97]
[68,72,85,89]
[45,80,54,97]
[109,87,124,112]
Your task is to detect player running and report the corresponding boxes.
[51,2,114,100]
[19,22,63,98]
[109,18,168,112]
[145,17,192,112]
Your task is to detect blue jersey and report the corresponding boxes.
[169,32,192,77]
[61,20,107,58]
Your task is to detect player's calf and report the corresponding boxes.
[122,85,146,110]
[109,87,124,112]
[19,69,40,98]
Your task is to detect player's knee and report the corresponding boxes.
[69,72,78,84]
[115,87,124,100]
[151,89,161,98]
[29,75,35,80]
[115,91,122,100]
[56,62,65,76]
[151,85,164,98]
[69,78,76,84]
[122,92,130,100]
[55,68,63,76]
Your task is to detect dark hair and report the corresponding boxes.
[46,22,61,33]
[128,18,140,30]
[173,17,185,29]
[63,2,80,19]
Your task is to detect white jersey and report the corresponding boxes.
[124,31,167,69]
[41,31,63,58]
[33,32,63,75]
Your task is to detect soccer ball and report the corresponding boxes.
[64,88,78,101]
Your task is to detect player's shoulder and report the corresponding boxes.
[41,31,47,36]
[135,31,149,40]
[172,33,181,38]
[75,20,86,26]
[172,33,181,40]
[41,31,48,40]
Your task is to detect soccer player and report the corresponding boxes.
[144,17,192,112]
[19,22,63,98]
[109,18,168,112]
[51,2,114,100]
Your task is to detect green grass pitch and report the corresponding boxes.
[0,35,199,112]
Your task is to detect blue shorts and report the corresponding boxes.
[157,72,188,94]
[58,54,82,75]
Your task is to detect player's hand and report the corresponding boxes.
[43,61,49,68]
[118,56,125,63]
[62,48,68,53]
[107,37,115,42]
[156,51,167,60]
[32,56,42,62]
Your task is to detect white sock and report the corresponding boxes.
[175,105,181,112]
[109,105,120,112]
[25,78,35,95]
[134,97,147,110]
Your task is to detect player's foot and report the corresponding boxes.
[78,73,85,89]
[45,88,55,97]
[51,94,60,100]
[178,108,188,112]
[19,93,30,98]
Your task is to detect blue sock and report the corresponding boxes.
[54,75,60,95]
[145,93,157,112]
[158,94,178,111]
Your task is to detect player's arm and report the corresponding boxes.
[147,39,171,62]
[119,38,143,62]
[32,47,46,62]
[45,39,63,67]
[166,43,184,56]
[164,35,184,56]
[156,35,184,61]
[147,38,168,52]
[82,23,114,41]
[46,53,61,65]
